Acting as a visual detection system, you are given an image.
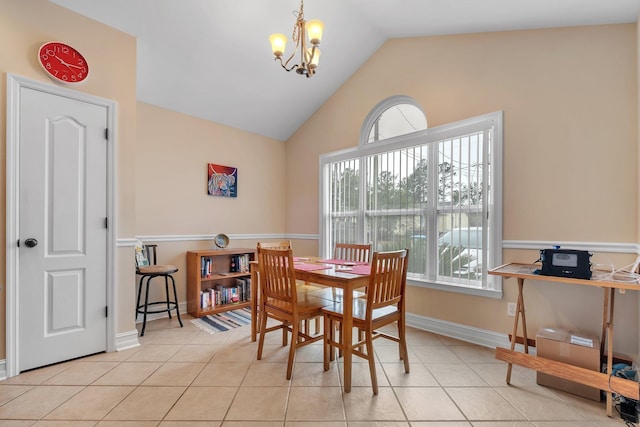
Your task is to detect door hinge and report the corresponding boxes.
[105,306,108,317]
[104,217,108,229]
[17,239,20,247]
[104,128,108,139]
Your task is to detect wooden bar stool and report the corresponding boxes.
[135,241,183,336]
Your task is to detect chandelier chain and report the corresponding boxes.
[292,0,304,43]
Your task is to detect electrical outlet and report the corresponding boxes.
[507,302,517,317]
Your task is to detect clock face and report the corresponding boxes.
[38,42,89,83]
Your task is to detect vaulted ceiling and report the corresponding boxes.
[50,0,640,141]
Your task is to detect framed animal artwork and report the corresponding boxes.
[207,163,237,198]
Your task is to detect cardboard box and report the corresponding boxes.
[536,327,601,401]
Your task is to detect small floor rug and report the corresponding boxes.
[191,307,252,334]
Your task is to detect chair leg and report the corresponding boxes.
[338,322,343,358]
[168,274,183,327]
[329,318,336,362]
[365,330,378,395]
[286,319,299,380]
[398,318,410,373]
[135,276,145,320]
[282,321,289,347]
[257,307,268,360]
[140,277,151,337]
[356,327,365,353]
[164,275,172,319]
[314,316,321,334]
[323,316,331,370]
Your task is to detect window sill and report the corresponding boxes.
[407,277,503,299]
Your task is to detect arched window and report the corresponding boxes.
[360,96,427,145]
[320,97,503,297]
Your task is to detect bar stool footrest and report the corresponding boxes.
[137,301,179,315]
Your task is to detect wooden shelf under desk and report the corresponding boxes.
[496,348,639,400]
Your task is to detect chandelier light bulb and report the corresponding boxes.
[269,33,287,57]
[308,47,320,68]
[306,19,324,45]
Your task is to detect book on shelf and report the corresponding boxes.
[235,278,251,301]
[201,257,213,278]
[200,289,211,309]
[229,254,251,273]
[208,288,216,307]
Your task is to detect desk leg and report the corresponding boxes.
[343,285,354,393]
[250,265,258,342]
[605,288,615,417]
[506,278,528,384]
[600,288,608,358]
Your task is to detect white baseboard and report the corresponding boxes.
[406,312,534,354]
[115,330,141,352]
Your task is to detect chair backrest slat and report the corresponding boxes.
[367,249,408,312]
[334,243,372,263]
[257,246,297,304]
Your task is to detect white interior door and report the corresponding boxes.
[16,83,108,372]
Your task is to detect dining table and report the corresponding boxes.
[249,256,371,393]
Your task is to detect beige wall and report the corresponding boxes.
[286,25,639,356]
[135,102,285,305]
[135,102,285,236]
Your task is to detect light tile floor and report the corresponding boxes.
[0,314,631,426]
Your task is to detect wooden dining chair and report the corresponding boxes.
[322,248,410,395]
[256,241,324,334]
[255,241,310,339]
[333,242,372,263]
[256,246,328,380]
[255,240,321,336]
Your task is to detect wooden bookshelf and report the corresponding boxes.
[186,248,255,317]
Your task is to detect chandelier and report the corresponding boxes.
[269,0,324,78]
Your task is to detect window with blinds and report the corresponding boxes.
[320,100,502,294]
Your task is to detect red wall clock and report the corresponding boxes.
[38,41,89,83]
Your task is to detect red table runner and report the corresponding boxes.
[318,258,368,266]
[348,264,371,275]
[294,263,332,271]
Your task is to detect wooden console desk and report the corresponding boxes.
[489,263,639,417]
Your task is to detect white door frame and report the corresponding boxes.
[6,73,117,377]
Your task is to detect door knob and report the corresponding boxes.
[24,238,38,248]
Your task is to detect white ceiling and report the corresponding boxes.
[50,0,640,141]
